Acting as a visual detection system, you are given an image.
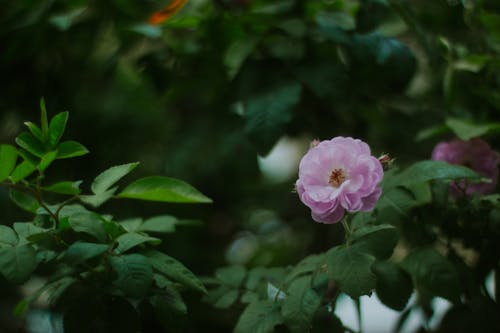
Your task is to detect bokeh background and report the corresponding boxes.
[1,0,500,331]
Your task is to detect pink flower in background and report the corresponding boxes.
[431,138,499,196]
[296,137,384,224]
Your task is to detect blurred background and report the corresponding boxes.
[1,0,500,331]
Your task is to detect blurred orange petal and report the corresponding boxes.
[148,0,188,25]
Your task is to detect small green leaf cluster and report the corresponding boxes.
[0,102,211,332]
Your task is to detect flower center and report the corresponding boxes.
[329,168,346,187]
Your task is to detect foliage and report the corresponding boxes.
[0,104,210,332]
[2,0,500,332]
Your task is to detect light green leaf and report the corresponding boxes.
[415,124,449,141]
[0,226,18,247]
[234,300,284,333]
[10,160,37,183]
[282,276,322,333]
[138,215,178,233]
[0,244,37,284]
[119,218,143,232]
[445,117,500,141]
[0,145,18,182]
[91,162,139,195]
[49,7,87,31]
[16,132,45,157]
[372,261,413,311]
[24,122,43,142]
[48,111,69,147]
[115,232,161,254]
[68,212,107,242]
[9,189,39,213]
[118,176,212,203]
[43,180,82,195]
[327,246,376,298]
[143,250,206,293]
[56,141,89,159]
[80,187,117,207]
[65,242,109,264]
[38,150,58,172]
[109,254,153,298]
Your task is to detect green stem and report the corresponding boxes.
[341,215,352,244]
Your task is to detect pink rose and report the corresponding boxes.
[431,138,499,196]
[296,137,384,224]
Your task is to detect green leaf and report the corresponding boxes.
[24,122,44,142]
[16,132,45,157]
[150,293,187,332]
[91,162,139,194]
[13,223,46,244]
[65,242,109,264]
[415,124,449,141]
[10,160,37,183]
[0,244,37,284]
[350,224,399,259]
[242,82,302,154]
[120,218,143,232]
[49,7,86,31]
[224,38,258,79]
[43,180,82,195]
[282,275,322,333]
[285,253,325,284]
[150,288,187,315]
[40,98,49,141]
[9,189,39,213]
[445,117,500,141]
[115,232,161,254]
[376,188,417,225]
[118,176,212,203]
[38,150,58,172]
[109,254,153,298]
[401,247,460,303]
[80,187,117,207]
[138,215,178,233]
[205,286,240,309]
[56,141,89,159]
[143,250,206,293]
[68,212,107,242]
[395,160,482,188]
[0,145,18,182]
[327,246,376,298]
[234,300,284,333]
[215,265,247,287]
[48,111,69,146]
[0,226,18,247]
[372,261,413,311]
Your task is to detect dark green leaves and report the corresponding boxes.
[118,176,212,203]
[65,242,109,264]
[241,82,302,154]
[401,247,460,303]
[68,212,107,242]
[0,244,37,284]
[109,254,153,298]
[144,250,206,293]
[372,261,413,311]
[327,245,376,298]
[392,160,482,188]
[281,276,322,333]
[234,300,284,333]
[44,181,82,195]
